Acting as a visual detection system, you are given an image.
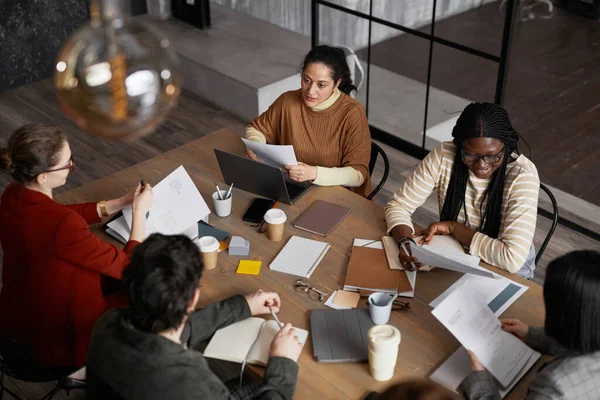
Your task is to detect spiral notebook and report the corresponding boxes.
[269,236,330,278]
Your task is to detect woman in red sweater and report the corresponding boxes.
[0,124,153,369]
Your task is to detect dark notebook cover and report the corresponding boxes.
[293,200,351,237]
[310,308,374,363]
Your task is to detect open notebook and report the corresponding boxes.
[203,318,309,366]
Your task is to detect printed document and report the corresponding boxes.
[241,138,298,167]
[431,288,539,388]
[430,269,528,315]
[122,166,210,236]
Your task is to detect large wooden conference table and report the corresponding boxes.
[56,129,545,399]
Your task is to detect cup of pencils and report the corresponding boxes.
[213,183,232,217]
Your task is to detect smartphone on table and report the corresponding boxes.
[242,197,276,223]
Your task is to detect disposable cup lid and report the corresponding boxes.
[264,208,287,224]
[368,325,401,346]
[198,236,219,252]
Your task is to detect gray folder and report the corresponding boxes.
[310,308,374,363]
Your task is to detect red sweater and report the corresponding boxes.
[0,183,138,368]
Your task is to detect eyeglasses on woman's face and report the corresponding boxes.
[461,147,504,165]
[293,279,327,302]
[44,156,75,173]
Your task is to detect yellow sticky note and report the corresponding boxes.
[236,260,262,275]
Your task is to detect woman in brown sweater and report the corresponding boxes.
[245,45,373,197]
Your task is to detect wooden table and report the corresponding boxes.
[56,129,545,399]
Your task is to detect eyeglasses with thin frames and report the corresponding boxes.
[294,279,327,302]
[461,147,505,165]
[44,156,75,173]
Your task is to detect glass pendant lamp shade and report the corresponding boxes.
[55,0,181,140]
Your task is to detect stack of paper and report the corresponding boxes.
[241,138,298,167]
[430,285,539,396]
[105,166,210,243]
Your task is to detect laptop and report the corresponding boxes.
[214,149,312,204]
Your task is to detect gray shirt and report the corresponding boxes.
[87,295,298,400]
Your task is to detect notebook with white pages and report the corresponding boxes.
[203,317,309,366]
[269,236,330,278]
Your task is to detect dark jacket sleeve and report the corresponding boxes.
[183,295,252,349]
[459,370,502,400]
[66,202,102,224]
[526,327,562,356]
[54,212,138,279]
[255,357,298,400]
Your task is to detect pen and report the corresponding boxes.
[400,242,417,271]
[269,306,284,329]
[215,183,224,200]
[225,183,234,199]
[140,180,149,219]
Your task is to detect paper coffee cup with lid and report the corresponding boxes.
[368,324,401,381]
[263,208,287,241]
[198,236,219,270]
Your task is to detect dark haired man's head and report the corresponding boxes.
[300,45,357,107]
[440,103,521,238]
[123,234,204,333]
[544,250,600,353]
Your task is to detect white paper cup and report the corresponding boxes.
[198,236,219,270]
[368,325,401,381]
[263,208,286,241]
[368,292,394,325]
[212,190,232,217]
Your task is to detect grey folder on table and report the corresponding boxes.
[310,308,374,363]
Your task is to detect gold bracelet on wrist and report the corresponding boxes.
[99,200,109,217]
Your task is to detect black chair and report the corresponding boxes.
[535,183,559,265]
[0,335,86,400]
[367,141,390,200]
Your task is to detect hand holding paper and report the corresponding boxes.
[241,138,298,167]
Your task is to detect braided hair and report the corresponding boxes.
[439,103,522,239]
[301,45,357,95]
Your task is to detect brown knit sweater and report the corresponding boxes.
[249,89,373,197]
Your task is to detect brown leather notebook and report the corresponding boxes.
[343,246,412,294]
[293,200,351,237]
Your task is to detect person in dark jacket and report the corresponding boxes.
[86,233,302,400]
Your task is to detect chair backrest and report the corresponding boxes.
[0,335,71,383]
[367,141,389,200]
[337,45,365,97]
[536,183,559,265]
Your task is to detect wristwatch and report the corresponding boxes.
[397,236,415,247]
[99,200,109,217]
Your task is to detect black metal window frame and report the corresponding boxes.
[311,0,518,160]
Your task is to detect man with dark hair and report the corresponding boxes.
[86,233,302,399]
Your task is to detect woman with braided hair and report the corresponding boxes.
[385,103,539,278]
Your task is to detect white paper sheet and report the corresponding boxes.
[411,244,495,279]
[430,346,540,397]
[122,166,210,236]
[430,270,528,316]
[352,239,416,297]
[431,288,539,388]
[241,138,298,167]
